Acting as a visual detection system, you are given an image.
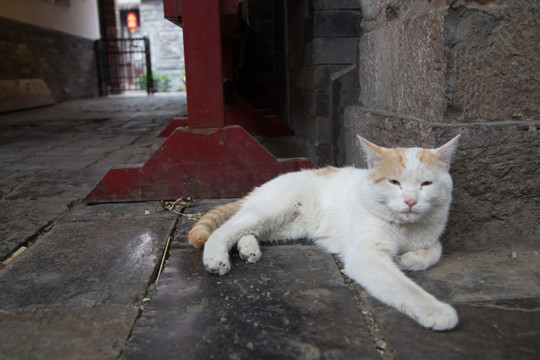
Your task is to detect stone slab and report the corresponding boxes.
[366,298,540,360]
[0,305,139,360]
[346,248,540,359]
[123,246,380,359]
[0,216,176,309]
[406,250,540,304]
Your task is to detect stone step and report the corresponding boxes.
[122,245,380,360]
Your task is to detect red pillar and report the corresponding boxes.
[180,0,225,127]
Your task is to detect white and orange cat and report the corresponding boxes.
[188,135,461,331]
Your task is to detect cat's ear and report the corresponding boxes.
[434,134,460,169]
[357,136,385,168]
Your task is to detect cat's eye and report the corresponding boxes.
[421,181,433,187]
[388,179,401,186]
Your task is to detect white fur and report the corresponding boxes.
[202,136,460,331]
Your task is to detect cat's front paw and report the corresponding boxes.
[237,234,261,264]
[203,251,231,275]
[397,251,430,271]
[415,302,458,331]
[397,243,441,271]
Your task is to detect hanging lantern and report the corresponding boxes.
[127,11,138,33]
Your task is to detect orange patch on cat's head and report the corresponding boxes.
[316,166,339,177]
[368,148,406,183]
[417,149,445,168]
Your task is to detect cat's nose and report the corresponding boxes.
[404,199,417,209]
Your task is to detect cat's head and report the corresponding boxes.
[357,135,460,224]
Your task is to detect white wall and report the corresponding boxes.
[0,0,100,39]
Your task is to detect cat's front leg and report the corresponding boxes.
[203,228,236,275]
[203,241,231,275]
[237,234,261,263]
[396,241,442,271]
[344,248,458,331]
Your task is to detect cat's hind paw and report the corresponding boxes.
[203,252,231,275]
[237,234,261,264]
[416,302,459,331]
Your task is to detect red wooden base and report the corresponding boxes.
[85,125,314,202]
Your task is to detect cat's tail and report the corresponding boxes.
[187,200,244,249]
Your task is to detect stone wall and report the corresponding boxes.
[287,0,362,165]
[357,0,539,124]
[345,1,540,246]
[0,16,98,102]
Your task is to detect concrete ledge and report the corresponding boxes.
[344,105,540,248]
[0,79,55,113]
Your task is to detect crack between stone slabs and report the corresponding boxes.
[118,212,181,359]
[0,198,81,269]
[333,255,397,359]
[136,213,181,306]
[470,299,540,313]
[0,220,55,270]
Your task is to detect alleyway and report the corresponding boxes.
[0,94,538,359]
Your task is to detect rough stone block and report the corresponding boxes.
[311,0,361,11]
[358,9,447,122]
[444,3,540,123]
[344,106,540,248]
[359,0,447,33]
[304,10,363,40]
[0,79,55,113]
[291,65,348,92]
[357,1,540,123]
[311,37,358,65]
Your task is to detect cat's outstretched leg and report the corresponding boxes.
[396,241,442,271]
[344,249,458,331]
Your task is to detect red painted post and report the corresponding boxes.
[180,0,225,127]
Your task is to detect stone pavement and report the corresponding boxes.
[0,94,538,360]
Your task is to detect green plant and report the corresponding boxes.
[137,71,171,92]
